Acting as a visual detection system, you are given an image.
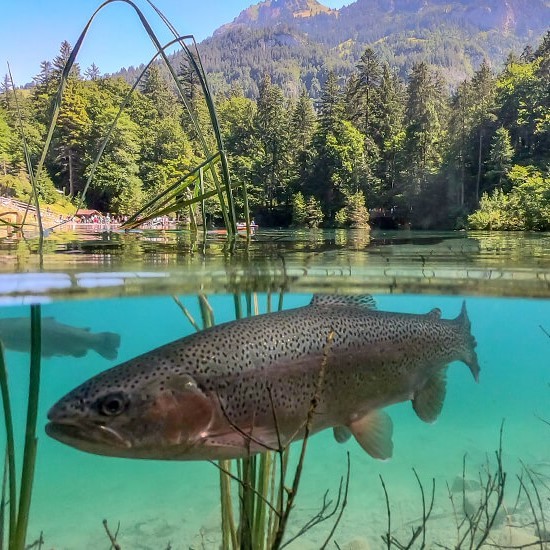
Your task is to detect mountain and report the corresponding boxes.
[155,0,550,97]
[215,0,336,34]
[219,0,548,40]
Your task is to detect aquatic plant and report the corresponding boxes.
[174,292,350,549]
[103,519,121,550]
[0,306,42,549]
[373,422,550,550]
[8,0,248,238]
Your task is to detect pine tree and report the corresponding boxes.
[487,126,514,190]
[305,195,323,228]
[349,47,382,137]
[289,89,316,192]
[84,63,101,81]
[253,75,290,209]
[291,191,307,226]
[141,65,178,119]
[0,106,12,177]
[0,75,12,111]
[52,41,80,81]
[374,64,406,205]
[53,80,91,196]
[178,54,201,102]
[317,71,344,134]
[311,72,367,221]
[403,62,446,202]
[471,60,496,204]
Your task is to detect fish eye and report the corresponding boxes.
[97,392,129,417]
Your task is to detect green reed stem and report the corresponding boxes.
[35,0,237,235]
[0,449,7,550]
[195,296,238,549]
[145,1,238,233]
[219,460,238,550]
[14,305,41,549]
[253,452,271,548]
[6,66,43,244]
[0,343,16,549]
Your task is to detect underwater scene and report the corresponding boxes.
[0,230,549,549]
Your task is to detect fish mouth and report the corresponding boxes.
[45,420,131,452]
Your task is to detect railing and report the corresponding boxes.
[0,196,62,224]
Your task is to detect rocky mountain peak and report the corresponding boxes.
[215,0,336,35]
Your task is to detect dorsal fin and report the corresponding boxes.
[425,308,442,320]
[310,295,377,310]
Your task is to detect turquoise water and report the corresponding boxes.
[1,293,549,548]
[0,229,549,548]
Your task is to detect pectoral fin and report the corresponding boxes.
[333,426,352,443]
[349,410,393,460]
[412,368,447,423]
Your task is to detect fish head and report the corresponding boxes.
[46,364,216,459]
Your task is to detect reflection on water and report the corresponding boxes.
[0,228,550,301]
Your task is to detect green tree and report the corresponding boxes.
[84,63,101,81]
[0,106,11,176]
[178,54,201,102]
[487,126,514,190]
[52,40,80,80]
[253,75,290,209]
[305,195,324,228]
[85,106,143,214]
[402,62,447,208]
[470,61,497,204]
[374,64,406,206]
[51,80,91,196]
[141,65,178,119]
[218,95,259,213]
[291,191,307,226]
[288,89,316,193]
[348,48,382,138]
[317,71,344,135]
[335,190,370,228]
[468,165,550,231]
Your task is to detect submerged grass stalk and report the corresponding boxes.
[0,344,16,549]
[0,306,42,550]
[14,305,42,549]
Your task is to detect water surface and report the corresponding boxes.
[0,228,548,549]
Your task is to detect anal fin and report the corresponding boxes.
[412,368,447,423]
[349,410,393,460]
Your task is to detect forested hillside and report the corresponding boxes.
[193,0,550,96]
[1,31,548,230]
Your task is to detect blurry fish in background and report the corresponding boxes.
[46,295,479,460]
[0,317,121,360]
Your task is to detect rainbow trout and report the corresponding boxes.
[0,317,121,360]
[46,296,479,460]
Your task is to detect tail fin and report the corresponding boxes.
[454,301,480,382]
[94,332,121,360]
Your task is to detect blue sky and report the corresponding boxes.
[1,0,350,86]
